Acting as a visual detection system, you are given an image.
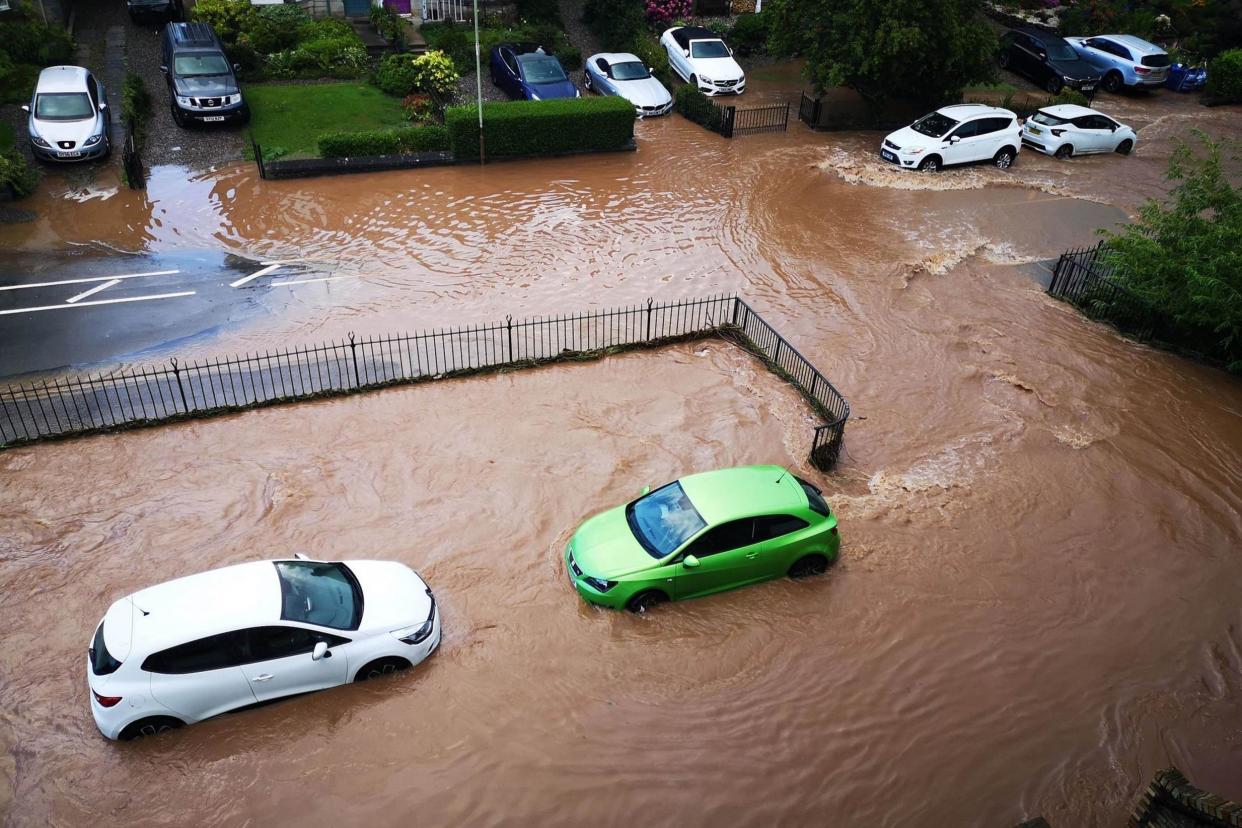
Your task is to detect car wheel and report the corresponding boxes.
[119,716,183,741]
[917,155,941,172]
[1102,71,1123,93]
[354,657,410,682]
[1054,144,1073,159]
[788,555,830,579]
[1045,75,1064,94]
[626,590,668,614]
[584,73,593,91]
[1115,139,1133,155]
[997,51,1010,69]
[994,147,1016,169]
[170,103,186,128]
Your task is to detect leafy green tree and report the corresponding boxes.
[1102,133,1242,370]
[766,0,997,104]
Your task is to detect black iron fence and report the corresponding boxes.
[121,126,144,190]
[0,296,851,470]
[1048,242,1162,341]
[726,102,790,136]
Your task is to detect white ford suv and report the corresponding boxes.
[87,557,440,740]
[880,104,1022,172]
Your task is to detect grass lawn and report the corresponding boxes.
[244,83,408,160]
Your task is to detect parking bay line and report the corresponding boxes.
[0,269,180,292]
[65,279,121,304]
[230,262,284,288]
[269,275,355,287]
[0,291,195,315]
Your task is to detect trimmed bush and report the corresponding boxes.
[190,0,256,47]
[0,12,74,65]
[241,3,309,54]
[446,96,635,160]
[582,0,646,53]
[0,148,38,199]
[556,45,583,71]
[374,50,459,98]
[318,125,451,157]
[728,12,770,56]
[1049,87,1090,107]
[630,34,674,90]
[516,0,561,24]
[674,85,725,132]
[1205,49,1242,104]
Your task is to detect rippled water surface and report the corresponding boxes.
[2,67,1241,826]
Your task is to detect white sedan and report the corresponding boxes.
[1021,104,1136,159]
[659,25,745,96]
[87,556,440,740]
[584,52,673,116]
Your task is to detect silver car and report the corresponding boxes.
[23,65,112,162]
[584,52,674,117]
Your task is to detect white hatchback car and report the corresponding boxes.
[1021,104,1136,159]
[880,104,1022,172]
[87,557,440,740]
[660,26,745,96]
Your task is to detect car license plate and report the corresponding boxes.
[202,115,226,122]
[57,151,82,158]
[1028,125,1041,134]
[881,150,897,163]
[1081,84,1095,92]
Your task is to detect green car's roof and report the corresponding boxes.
[678,465,807,526]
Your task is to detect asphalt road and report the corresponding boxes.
[0,252,335,379]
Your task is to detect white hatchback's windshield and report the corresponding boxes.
[174,54,230,76]
[35,93,93,120]
[691,40,730,59]
[626,482,707,559]
[274,561,362,630]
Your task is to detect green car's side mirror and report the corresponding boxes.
[682,555,700,569]
[640,486,650,495]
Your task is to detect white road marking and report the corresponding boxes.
[65,278,121,304]
[230,262,284,288]
[0,269,180,292]
[270,275,354,287]
[0,291,195,315]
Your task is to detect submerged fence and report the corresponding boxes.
[0,296,851,470]
[1047,242,1163,341]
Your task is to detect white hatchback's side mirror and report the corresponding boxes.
[683,49,690,57]
[21,105,29,112]
[949,135,961,144]
[312,641,330,661]
[294,552,309,560]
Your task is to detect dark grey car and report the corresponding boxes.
[160,22,249,127]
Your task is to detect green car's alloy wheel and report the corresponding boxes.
[788,555,830,579]
[627,590,668,613]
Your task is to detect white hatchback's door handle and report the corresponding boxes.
[252,673,274,682]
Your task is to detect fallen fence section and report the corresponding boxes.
[1047,242,1162,341]
[0,295,851,470]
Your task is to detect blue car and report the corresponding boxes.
[1065,35,1171,92]
[489,43,578,101]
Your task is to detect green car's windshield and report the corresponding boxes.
[273,561,363,630]
[626,482,706,559]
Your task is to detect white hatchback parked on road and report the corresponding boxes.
[880,104,1022,172]
[87,556,440,740]
[1021,104,1136,159]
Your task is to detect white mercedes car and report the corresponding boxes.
[660,26,745,96]
[1021,104,1136,159]
[87,556,440,740]
[584,52,673,116]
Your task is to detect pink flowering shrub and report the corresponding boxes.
[645,0,692,26]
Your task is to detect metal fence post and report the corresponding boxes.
[773,337,783,366]
[505,315,513,363]
[645,298,653,340]
[348,332,360,387]
[253,139,266,180]
[730,297,740,327]
[170,358,190,413]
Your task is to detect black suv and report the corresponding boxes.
[998,29,1101,95]
[160,22,248,127]
[128,0,182,25]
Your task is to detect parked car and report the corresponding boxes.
[584,52,673,116]
[160,21,249,127]
[565,465,839,612]
[489,43,578,100]
[87,556,440,740]
[659,26,746,96]
[127,0,182,24]
[1065,35,1170,93]
[1165,63,1207,92]
[22,66,112,163]
[880,104,1021,172]
[998,29,1102,94]
[1021,104,1136,158]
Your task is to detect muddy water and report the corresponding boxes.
[2,65,1242,826]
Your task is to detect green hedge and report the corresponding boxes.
[1205,49,1242,103]
[318,125,451,157]
[445,96,635,160]
[674,85,725,133]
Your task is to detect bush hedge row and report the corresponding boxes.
[1205,48,1242,104]
[318,125,451,157]
[445,96,636,160]
[674,85,725,133]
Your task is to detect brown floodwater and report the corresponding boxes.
[2,65,1242,826]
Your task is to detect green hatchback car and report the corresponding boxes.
[565,465,839,612]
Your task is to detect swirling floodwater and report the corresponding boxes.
[1,67,1241,826]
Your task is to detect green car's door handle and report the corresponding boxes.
[745,553,758,559]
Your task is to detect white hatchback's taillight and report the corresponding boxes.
[93,690,122,708]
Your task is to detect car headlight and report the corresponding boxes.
[582,576,617,593]
[176,96,193,107]
[699,76,713,85]
[575,89,581,97]
[530,92,541,100]
[393,620,434,645]
[905,147,925,155]
[30,135,50,148]
[83,133,102,146]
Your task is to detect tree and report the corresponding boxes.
[1101,133,1242,370]
[766,0,997,105]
